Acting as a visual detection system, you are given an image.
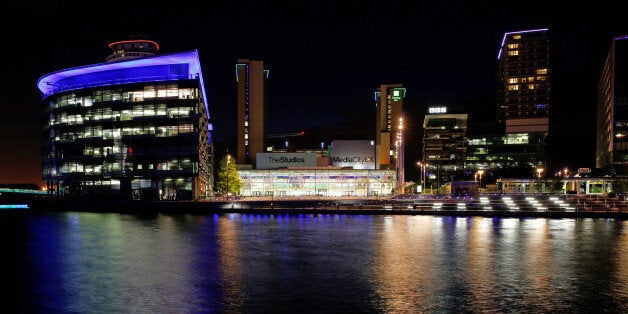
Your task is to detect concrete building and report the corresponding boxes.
[496,28,550,169]
[596,35,628,173]
[497,28,550,134]
[421,106,468,188]
[374,84,406,193]
[236,59,269,166]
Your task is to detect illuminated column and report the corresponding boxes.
[396,117,404,194]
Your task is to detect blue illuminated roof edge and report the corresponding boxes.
[37,50,211,120]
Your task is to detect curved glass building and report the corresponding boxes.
[37,39,213,200]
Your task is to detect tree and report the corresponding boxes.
[215,154,241,196]
[549,177,564,193]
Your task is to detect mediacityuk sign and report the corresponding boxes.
[331,140,375,169]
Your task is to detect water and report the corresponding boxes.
[2,210,626,313]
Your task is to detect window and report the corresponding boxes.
[536,68,548,74]
[507,85,519,91]
[508,78,518,84]
[507,43,519,49]
[507,50,519,56]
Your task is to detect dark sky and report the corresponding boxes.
[1,1,626,185]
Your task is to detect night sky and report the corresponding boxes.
[1,1,626,186]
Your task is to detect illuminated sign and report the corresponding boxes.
[331,140,375,169]
[257,153,317,169]
[391,88,406,101]
[428,107,447,114]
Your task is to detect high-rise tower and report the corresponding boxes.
[497,28,550,166]
[374,84,406,193]
[236,59,269,166]
[596,35,628,173]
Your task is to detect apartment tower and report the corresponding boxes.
[374,84,406,192]
[596,35,628,173]
[236,59,269,166]
[497,28,550,166]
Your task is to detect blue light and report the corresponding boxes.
[498,28,549,59]
[37,50,210,120]
[0,204,29,209]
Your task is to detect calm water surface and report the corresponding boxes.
[1,210,626,313]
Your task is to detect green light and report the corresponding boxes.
[391,88,406,101]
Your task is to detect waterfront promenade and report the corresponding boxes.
[26,193,627,219]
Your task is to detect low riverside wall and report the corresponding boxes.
[28,198,627,219]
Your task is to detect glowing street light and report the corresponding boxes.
[226,154,231,200]
[536,167,544,193]
[396,117,404,194]
[417,161,428,193]
[476,169,485,190]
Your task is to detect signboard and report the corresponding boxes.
[256,153,317,169]
[331,140,375,169]
[428,106,447,114]
[578,168,591,174]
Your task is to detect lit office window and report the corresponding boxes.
[513,35,521,40]
[507,43,519,49]
[508,50,519,56]
[507,85,519,91]
[508,78,518,84]
[536,68,548,74]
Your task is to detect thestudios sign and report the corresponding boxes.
[256,152,317,169]
[331,140,375,169]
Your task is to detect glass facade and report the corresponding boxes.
[597,36,628,171]
[238,169,396,197]
[466,133,547,170]
[38,50,213,200]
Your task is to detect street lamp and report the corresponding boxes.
[536,167,544,193]
[226,154,231,200]
[477,169,485,191]
[395,117,404,195]
[416,162,423,193]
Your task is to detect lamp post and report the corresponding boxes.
[226,154,231,200]
[416,162,428,194]
[395,117,404,195]
[477,169,485,192]
[417,162,423,193]
[536,167,544,193]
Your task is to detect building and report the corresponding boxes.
[421,106,468,189]
[374,84,406,193]
[596,35,628,173]
[236,59,269,166]
[238,140,395,197]
[466,133,548,172]
[496,28,550,168]
[37,38,213,200]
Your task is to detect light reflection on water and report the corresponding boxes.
[1,211,626,312]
